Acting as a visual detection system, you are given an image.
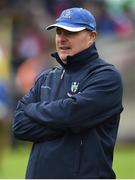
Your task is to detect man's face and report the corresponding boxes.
[56,28,96,64]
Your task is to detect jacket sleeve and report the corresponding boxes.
[24,69,123,133]
[12,74,65,142]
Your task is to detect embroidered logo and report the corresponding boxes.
[61,9,71,18]
[71,82,79,93]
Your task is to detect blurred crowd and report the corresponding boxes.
[0,0,135,165]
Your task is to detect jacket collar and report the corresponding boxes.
[51,43,99,70]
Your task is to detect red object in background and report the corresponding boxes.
[15,58,43,95]
[115,18,134,39]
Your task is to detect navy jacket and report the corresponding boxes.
[13,45,123,179]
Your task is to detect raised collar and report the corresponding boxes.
[51,44,99,70]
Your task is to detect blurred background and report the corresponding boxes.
[0,0,135,178]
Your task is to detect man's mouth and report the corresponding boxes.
[59,47,70,50]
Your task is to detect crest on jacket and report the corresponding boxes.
[71,82,79,93]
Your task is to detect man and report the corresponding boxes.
[13,7,123,179]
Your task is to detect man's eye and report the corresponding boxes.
[66,32,75,35]
[56,30,61,35]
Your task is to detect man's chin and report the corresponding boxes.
[60,55,67,64]
[61,59,67,64]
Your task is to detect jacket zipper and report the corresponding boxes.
[54,69,65,100]
[79,138,83,171]
[61,69,65,79]
[76,138,83,174]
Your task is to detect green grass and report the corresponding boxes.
[0,143,135,179]
[113,143,135,179]
[0,144,31,179]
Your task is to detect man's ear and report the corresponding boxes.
[91,31,97,41]
[89,31,97,45]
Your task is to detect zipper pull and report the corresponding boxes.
[80,139,83,145]
[61,69,65,79]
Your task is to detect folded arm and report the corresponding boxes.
[24,70,123,133]
[12,74,65,142]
